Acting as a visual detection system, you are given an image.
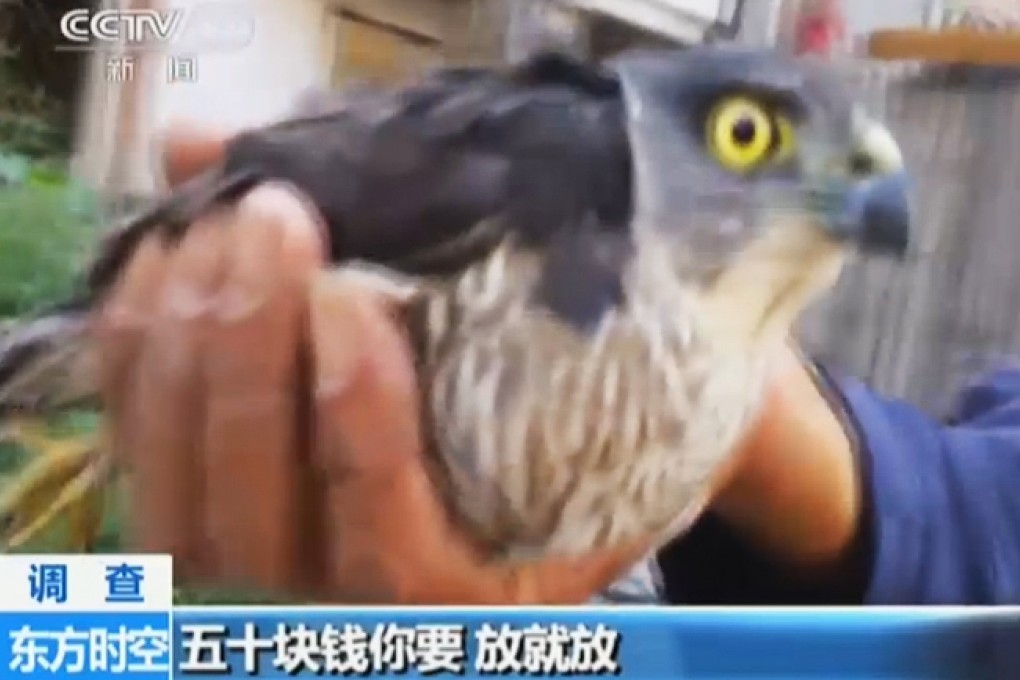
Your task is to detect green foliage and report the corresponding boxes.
[0,27,97,315]
[0,45,295,601]
[0,109,70,160]
[0,152,30,185]
[0,157,100,317]
[0,56,71,160]
[0,439,29,475]
[0,149,103,506]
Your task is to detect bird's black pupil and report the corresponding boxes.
[732,117,757,146]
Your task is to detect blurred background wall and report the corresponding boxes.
[71,0,976,199]
[6,0,1020,411]
[69,0,750,197]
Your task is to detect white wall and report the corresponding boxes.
[152,0,331,132]
[567,0,724,43]
[688,0,930,50]
[735,0,783,46]
[74,0,333,194]
[843,0,930,36]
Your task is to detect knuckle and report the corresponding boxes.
[236,182,307,226]
[96,302,151,335]
[163,219,229,321]
[165,281,218,320]
[213,288,266,324]
[237,182,325,255]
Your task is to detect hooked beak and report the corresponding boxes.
[830,118,913,258]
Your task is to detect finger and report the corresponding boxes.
[317,448,653,604]
[310,272,421,476]
[159,121,234,188]
[310,274,434,601]
[97,119,244,427]
[306,278,539,604]
[391,533,656,605]
[493,539,657,604]
[94,235,171,469]
[125,211,229,580]
[362,471,656,603]
[201,184,325,593]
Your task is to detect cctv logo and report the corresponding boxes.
[60,9,182,44]
[58,2,254,52]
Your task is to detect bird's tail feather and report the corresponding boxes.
[85,166,263,302]
[0,165,264,554]
[0,308,97,418]
[0,167,267,414]
[0,306,106,555]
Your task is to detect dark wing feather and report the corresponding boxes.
[0,53,634,415]
[86,168,262,296]
[85,52,632,303]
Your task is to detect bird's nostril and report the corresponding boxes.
[849,151,875,177]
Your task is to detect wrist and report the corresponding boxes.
[709,346,862,571]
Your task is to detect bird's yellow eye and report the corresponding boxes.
[706,97,795,173]
[773,115,797,163]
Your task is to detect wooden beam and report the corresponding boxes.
[567,0,709,44]
[334,0,451,41]
[869,29,1020,65]
[335,8,442,47]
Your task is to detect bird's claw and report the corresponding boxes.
[0,420,109,553]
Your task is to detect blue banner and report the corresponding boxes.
[168,608,1020,679]
[0,612,171,679]
[2,607,1020,678]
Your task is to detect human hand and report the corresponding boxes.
[703,345,862,574]
[94,123,651,603]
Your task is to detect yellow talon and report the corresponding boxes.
[68,471,106,553]
[0,418,110,553]
[1,417,61,454]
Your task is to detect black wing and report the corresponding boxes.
[85,52,633,304]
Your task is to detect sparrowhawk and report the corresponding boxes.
[0,48,911,598]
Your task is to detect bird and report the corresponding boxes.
[0,47,911,580]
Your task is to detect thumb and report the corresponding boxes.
[309,270,422,477]
[158,120,236,187]
[306,270,656,604]
[490,540,656,605]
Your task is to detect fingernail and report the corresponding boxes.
[167,283,216,319]
[311,274,368,400]
[159,218,224,319]
[102,303,151,330]
[215,286,264,323]
[216,190,284,322]
[314,334,365,399]
[279,193,326,263]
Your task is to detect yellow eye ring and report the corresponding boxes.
[706,97,790,173]
[773,115,797,163]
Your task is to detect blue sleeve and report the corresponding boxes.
[828,364,1020,604]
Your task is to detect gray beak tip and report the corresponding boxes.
[862,170,913,258]
[837,170,913,259]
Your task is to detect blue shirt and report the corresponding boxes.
[657,362,1020,605]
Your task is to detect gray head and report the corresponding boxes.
[607,46,911,342]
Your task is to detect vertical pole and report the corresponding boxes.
[734,0,783,48]
[502,0,590,65]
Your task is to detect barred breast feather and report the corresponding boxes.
[405,237,771,561]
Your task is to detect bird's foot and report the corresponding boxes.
[0,418,109,553]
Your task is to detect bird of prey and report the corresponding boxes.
[0,47,910,573]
